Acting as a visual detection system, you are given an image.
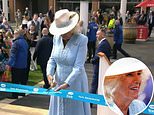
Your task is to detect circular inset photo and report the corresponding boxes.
[103,57,153,115]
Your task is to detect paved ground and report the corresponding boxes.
[0,31,154,114]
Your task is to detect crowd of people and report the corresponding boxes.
[0,6,54,97]
[0,6,153,115]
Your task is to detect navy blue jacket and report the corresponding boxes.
[8,35,28,69]
[87,22,98,41]
[113,24,123,44]
[33,35,53,66]
[92,39,111,68]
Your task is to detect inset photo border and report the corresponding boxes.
[103,57,154,115]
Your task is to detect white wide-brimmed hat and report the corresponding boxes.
[105,58,147,77]
[49,9,79,35]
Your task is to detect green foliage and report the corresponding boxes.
[27,66,43,86]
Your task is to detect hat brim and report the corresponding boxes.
[49,12,79,35]
[105,58,147,77]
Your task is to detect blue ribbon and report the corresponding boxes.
[143,102,154,114]
[0,82,107,106]
[0,82,153,114]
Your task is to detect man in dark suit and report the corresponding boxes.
[90,27,111,107]
[33,28,53,88]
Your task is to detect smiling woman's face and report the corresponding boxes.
[116,70,142,100]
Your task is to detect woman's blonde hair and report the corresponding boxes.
[104,75,120,103]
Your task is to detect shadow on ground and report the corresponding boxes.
[10,94,50,110]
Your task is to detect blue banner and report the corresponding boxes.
[0,82,153,114]
[143,102,154,114]
[0,82,107,106]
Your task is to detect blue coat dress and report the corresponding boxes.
[47,33,91,115]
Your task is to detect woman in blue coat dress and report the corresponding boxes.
[47,9,91,115]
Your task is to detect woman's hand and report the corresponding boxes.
[55,83,69,91]
[47,75,57,88]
